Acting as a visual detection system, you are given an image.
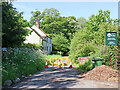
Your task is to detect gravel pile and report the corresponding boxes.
[82,65,119,82]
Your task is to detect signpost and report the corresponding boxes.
[105,32,117,68]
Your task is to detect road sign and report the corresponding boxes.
[78,57,89,65]
[105,32,117,45]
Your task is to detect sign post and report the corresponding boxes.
[105,32,117,68]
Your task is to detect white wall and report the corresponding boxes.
[24,31,41,45]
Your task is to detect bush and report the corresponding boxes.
[51,51,57,54]
[2,48,46,84]
[21,43,43,50]
[51,51,64,55]
[77,59,93,73]
[52,34,70,55]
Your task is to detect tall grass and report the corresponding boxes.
[2,48,46,84]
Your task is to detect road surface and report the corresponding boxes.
[10,66,118,89]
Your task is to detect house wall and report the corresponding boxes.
[24,31,41,45]
[47,37,52,54]
[43,37,52,54]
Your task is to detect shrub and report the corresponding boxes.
[51,51,57,54]
[21,43,43,50]
[77,59,93,73]
[2,48,46,84]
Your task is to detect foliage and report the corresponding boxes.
[2,48,46,83]
[69,10,118,66]
[21,43,43,50]
[69,27,96,63]
[86,10,111,32]
[52,34,70,55]
[30,9,41,25]
[45,55,61,60]
[77,60,93,73]
[118,26,120,47]
[2,2,30,47]
[77,17,86,29]
[30,8,80,55]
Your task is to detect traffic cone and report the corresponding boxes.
[58,59,61,68]
[45,60,48,68]
[69,60,72,68]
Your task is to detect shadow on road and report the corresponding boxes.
[4,66,83,89]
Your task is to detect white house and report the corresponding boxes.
[24,20,52,54]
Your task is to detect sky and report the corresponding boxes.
[12,1,118,21]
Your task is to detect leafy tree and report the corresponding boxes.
[30,9,78,39]
[30,8,60,26]
[86,10,111,32]
[69,10,118,64]
[30,8,79,54]
[69,28,95,63]
[2,2,30,47]
[52,34,69,55]
[30,10,41,25]
[66,16,79,40]
[77,17,86,29]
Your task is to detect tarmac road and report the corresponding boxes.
[10,65,118,89]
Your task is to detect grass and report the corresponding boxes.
[2,48,46,84]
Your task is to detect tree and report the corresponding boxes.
[69,28,95,63]
[30,8,60,26]
[66,16,79,40]
[30,8,79,55]
[2,2,30,47]
[86,10,111,32]
[52,34,69,55]
[30,10,41,25]
[77,17,86,29]
[69,10,118,64]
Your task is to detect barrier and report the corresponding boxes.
[78,57,89,64]
[49,57,70,66]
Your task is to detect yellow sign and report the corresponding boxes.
[49,57,70,66]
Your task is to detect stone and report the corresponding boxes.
[21,75,25,78]
[13,78,20,84]
[4,80,12,87]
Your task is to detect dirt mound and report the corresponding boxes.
[82,65,119,82]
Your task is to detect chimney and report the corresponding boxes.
[36,19,39,28]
